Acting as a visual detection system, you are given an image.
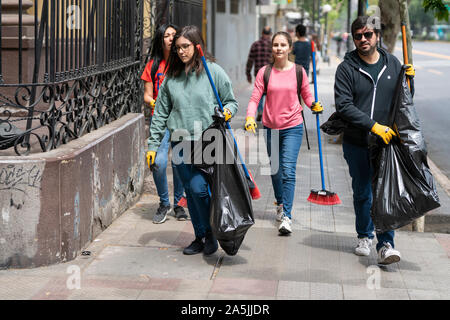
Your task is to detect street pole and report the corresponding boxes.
[357,0,365,16]
[324,12,328,63]
[322,4,331,64]
[347,0,351,52]
[318,0,321,39]
[312,0,316,33]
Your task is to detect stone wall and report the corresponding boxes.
[0,113,146,268]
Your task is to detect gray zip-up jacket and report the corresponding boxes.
[334,47,402,147]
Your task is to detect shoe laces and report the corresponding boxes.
[381,242,393,254]
[157,205,169,214]
[358,238,371,248]
[275,202,283,213]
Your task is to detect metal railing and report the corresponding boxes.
[0,0,146,155]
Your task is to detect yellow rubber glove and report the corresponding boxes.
[148,98,156,111]
[146,151,156,168]
[223,108,232,122]
[371,122,397,144]
[311,101,324,114]
[405,64,415,77]
[245,116,257,134]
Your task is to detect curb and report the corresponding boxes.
[428,157,450,197]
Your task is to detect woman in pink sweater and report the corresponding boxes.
[245,31,323,235]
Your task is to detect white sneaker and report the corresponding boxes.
[275,202,284,222]
[378,242,401,265]
[278,216,292,235]
[354,237,373,256]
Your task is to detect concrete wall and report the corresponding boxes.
[212,0,257,88]
[0,113,146,269]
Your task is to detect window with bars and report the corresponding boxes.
[217,0,226,13]
[230,0,239,14]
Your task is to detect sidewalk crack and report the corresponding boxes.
[210,253,225,280]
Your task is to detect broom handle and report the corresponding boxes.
[196,45,252,180]
[311,41,326,191]
[401,22,411,90]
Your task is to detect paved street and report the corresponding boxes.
[1,57,449,304]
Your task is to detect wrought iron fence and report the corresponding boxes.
[151,0,203,37]
[0,0,146,155]
[171,0,202,30]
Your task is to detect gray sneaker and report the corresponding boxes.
[174,205,188,221]
[153,204,171,224]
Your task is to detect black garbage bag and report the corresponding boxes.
[320,111,348,135]
[370,67,440,233]
[0,122,25,150]
[191,108,254,255]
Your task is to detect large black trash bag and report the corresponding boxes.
[320,111,348,135]
[191,108,254,255]
[370,67,440,233]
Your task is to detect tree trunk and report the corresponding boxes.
[398,0,413,64]
[379,0,400,54]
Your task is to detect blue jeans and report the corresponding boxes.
[171,141,211,239]
[264,124,303,219]
[152,129,185,207]
[342,142,395,251]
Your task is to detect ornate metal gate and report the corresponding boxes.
[0,0,145,155]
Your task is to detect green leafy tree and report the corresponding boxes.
[409,0,436,36]
[422,0,449,21]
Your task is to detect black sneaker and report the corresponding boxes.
[203,231,218,255]
[183,238,204,255]
[152,204,171,224]
[174,205,188,221]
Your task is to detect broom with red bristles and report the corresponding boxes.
[307,41,341,206]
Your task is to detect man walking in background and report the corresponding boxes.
[292,24,311,76]
[246,26,272,121]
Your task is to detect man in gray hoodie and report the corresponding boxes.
[334,16,415,265]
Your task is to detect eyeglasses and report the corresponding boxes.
[353,31,374,41]
[175,43,192,52]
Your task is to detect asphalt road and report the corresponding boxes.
[391,40,450,179]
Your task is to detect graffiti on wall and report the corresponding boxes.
[0,164,43,195]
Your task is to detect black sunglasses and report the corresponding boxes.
[354,31,374,41]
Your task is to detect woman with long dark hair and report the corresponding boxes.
[141,24,187,224]
[245,31,323,235]
[147,25,238,256]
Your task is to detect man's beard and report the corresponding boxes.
[357,42,377,56]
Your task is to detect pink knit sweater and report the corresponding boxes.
[246,64,314,130]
